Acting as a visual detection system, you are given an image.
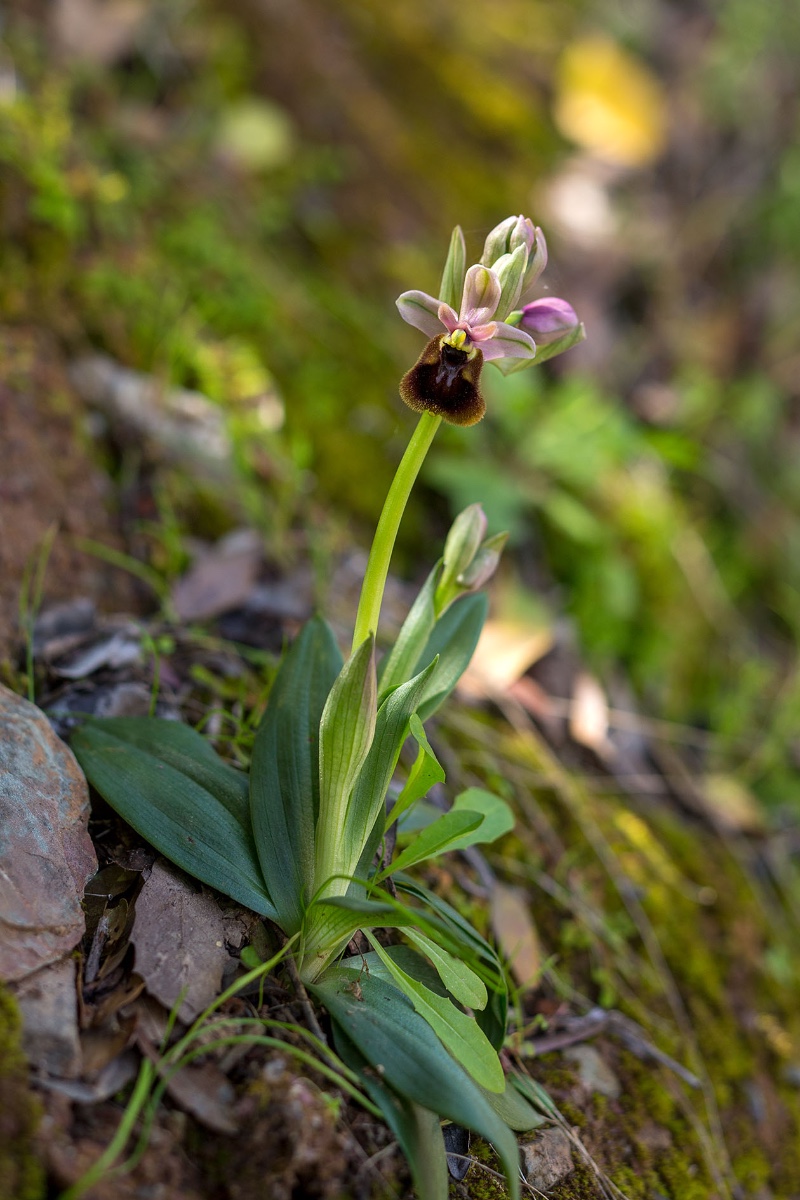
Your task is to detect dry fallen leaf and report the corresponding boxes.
[459,620,553,699]
[490,884,543,991]
[569,671,614,760]
[130,859,232,1023]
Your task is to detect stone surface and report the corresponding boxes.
[520,1127,574,1194]
[11,958,82,1077]
[0,684,97,982]
[564,1044,621,1099]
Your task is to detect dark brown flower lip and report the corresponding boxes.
[399,335,486,427]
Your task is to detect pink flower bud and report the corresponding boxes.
[518,298,580,346]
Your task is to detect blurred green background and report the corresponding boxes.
[2,0,800,804]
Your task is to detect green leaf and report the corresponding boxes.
[366,936,505,1093]
[395,876,508,1050]
[482,1077,547,1132]
[315,635,377,897]
[378,564,439,697]
[403,929,488,1011]
[346,660,439,880]
[388,714,445,830]
[333,1023,449,1200]
[446,788,516,851]
[414,592,488,721]
[311,971,520,1200]
[439,224,466,313]
[250,616,342,933]
[377,810,483,880]
[71,721,277,919]
[75,717,250,824]
[339,946,449,996]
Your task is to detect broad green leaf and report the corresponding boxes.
[250,616,342,933]
[312,971,520,1200]
[334,1021,449,1200]
[75,717,250,824]
[378,564,439,697]
[366,936,505,1093]
[404,929,488,1011]
[387,713,445,830]
[346,660,439,880]
[377,810,483,880]
[72,721,277,919]
[413,592,488,721]
[315,636,377,897]
[446,788,516,851]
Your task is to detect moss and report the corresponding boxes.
[0,987,44,1200]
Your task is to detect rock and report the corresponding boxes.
[520,1127,574,1193]
[0,685,96,982]
[564,1044,621,1099]
[11,959,83,1077]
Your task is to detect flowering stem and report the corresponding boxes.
[351,411,441,654]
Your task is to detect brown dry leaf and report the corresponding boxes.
[569,671,614,759]
[700,774,766,835]
[490,884,542,991]
[130,859,231,1023]
[459,620,553,698]
[171,529,263,623]
[51,0,147,66]
[159,1059,238,1136]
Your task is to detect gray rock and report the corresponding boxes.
[564,1044,621,1099]
[0,684,97,981]
[520,1127,574,1193]
[12,958,82,1076]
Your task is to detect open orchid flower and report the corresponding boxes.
[396,217,584,425]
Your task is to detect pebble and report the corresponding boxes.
[520,1127,574,1193]
[0,684,96,982]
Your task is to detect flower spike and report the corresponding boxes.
[396,214,583,422]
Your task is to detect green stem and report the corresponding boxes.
[351,411,441,653]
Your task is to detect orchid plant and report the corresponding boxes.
[71,216,583,1200]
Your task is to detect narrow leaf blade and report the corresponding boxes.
[381,810,483,879]
[250,616,343,932]
[366,937,504,1093]
[414,593,488,721]
[404,928,488,1011]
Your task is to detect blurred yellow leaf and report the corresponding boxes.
[554,36,667,167]
[491,884,542,990]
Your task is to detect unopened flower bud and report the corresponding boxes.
[508,215,537,257]
[518,297,580,345]
[480,215,518,267]
[457,531,508,590]
[518,227,548,304]
[435,507,506,614]
[442,504,488,585]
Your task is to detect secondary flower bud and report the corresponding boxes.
[518,297,580,345]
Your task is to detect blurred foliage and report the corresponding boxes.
[1,0,800,809]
